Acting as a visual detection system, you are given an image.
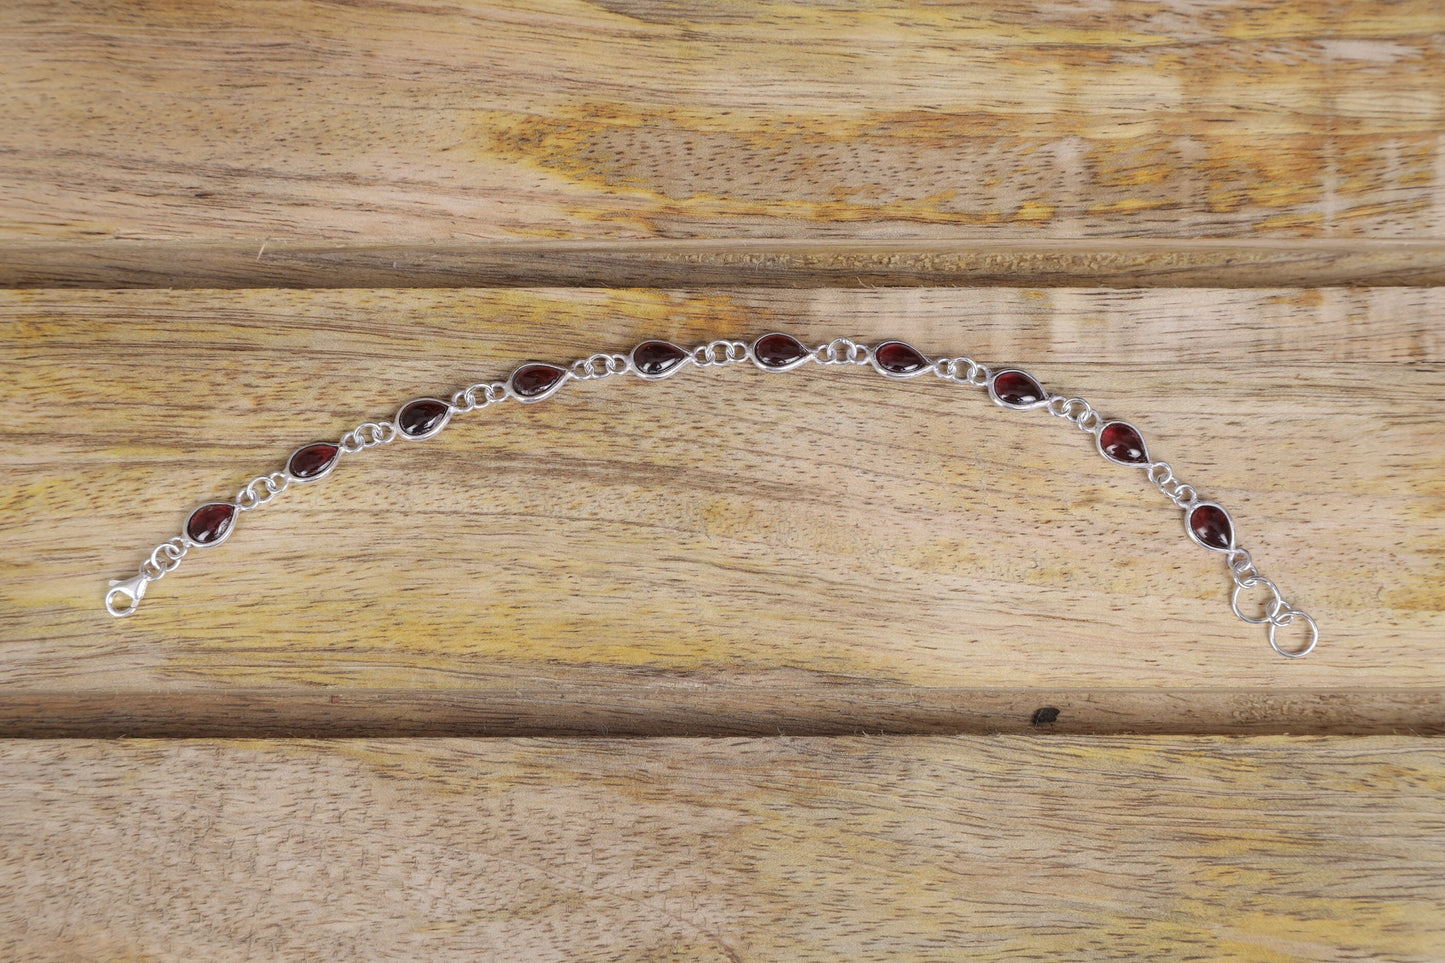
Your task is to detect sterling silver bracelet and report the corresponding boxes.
[105,333,1318,658]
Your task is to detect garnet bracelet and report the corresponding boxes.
[104,333,1318,658]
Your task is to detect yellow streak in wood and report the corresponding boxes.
[477,106,1049,227]
[1012,200,1056,222]
[1086,197,1172,216]
[1252,212,1326,233]
[1382,576,1445,613]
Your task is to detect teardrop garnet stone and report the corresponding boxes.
[511,363,568,400]
[874,341,929,377]
[1098,421,1149,466]
[288,442,339,482]
[632,340,689,379]
[186,502,236,547]
[991,369,1046,408]
[752,333,809,370]
[1188,503,1234,552]
[398,399,451,439]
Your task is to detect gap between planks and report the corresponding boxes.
[1,688,1440,739]
[4,238,1445,288]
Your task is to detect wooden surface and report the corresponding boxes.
[2,0,1443,244]
[2,737,1442,961]
[2,287,1442,717]
[7,238,1445,289]
[3,1,1443,960]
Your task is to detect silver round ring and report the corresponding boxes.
[1268,609,1319,659]
[1232,576,1283,625]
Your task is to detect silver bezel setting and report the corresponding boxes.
[507,364,571,403]
[869,341,932,380]
[395,398,453,441]
[749,333,812,372]
[988,369,1050,410]
[285,441,342,484]
[184,502,238,550]
[630,341,693,381]
[1185,500,1236,553]
[1096,420,1150,467]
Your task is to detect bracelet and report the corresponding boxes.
[104,332,1318,658]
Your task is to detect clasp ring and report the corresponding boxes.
[1232,576,1283,625]
[1268,609,1319,659]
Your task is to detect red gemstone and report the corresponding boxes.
[1189,504,1234,551]
[992,370,1045,407]
[633,340,688,377]
[875,341,928,375]
[511,363,567,399]
[753,333,808,368]
[288,442,339,481]
[186,502,236,546]
[1099,422,1148,465]
[398,399,450,438]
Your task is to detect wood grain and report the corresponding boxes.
[1,736,1441,961]
[6,239,1445,289]
[2,288,1440,722]
[2,0,1443,244]
[1,688,1441,738]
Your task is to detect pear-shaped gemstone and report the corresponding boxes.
[991,370,1046,408]
[633,340,689,378]
[1189,503,1234,552]
[752,333,809,369]
[398,399,451,438]
[186,502,236,546]
[875,341,928,376]
[1099,422,1149,466]
[288,442,339,481]
[511,363,568,399]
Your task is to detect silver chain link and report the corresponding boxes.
[690,340,750,367]
[235,470,290,512]
[1227,547,1318,658]
[932,357,992,387]
[1047,394,1105,434]
[141,536,189,581]
[812,338,873,366]
[1145,460,1199,510]
[569,352,631,381]
[338,420,397,454]
[451,380,509,415]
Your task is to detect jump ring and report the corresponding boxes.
[1268,609,1319,659]
[1232,576,1283,625]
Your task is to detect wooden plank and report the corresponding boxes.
[2,288,1441,721]
[2,0,1443,244]
[6,239,1445,289]
[1,736,1441,961]
[1,688,1441,738]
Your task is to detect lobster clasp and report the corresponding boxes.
[105,574,149,618]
